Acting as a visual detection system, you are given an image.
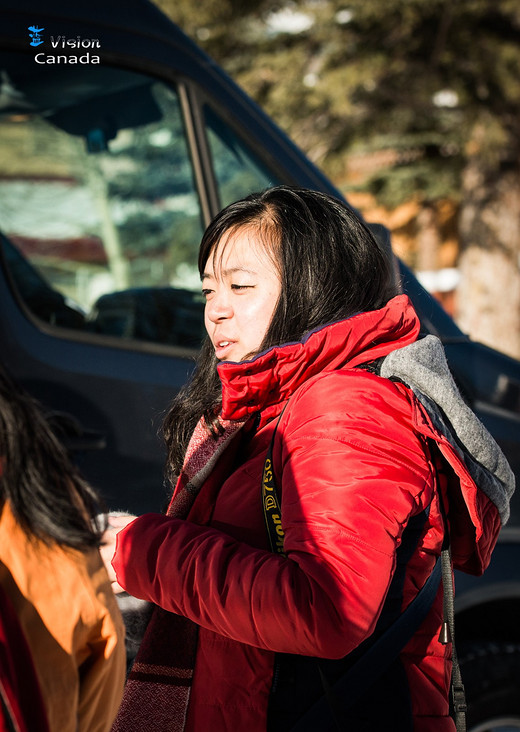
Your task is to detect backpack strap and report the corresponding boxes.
[439,502,468,732]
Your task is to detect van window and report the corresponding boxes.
[204,105,280,208]
[0,62,205,350]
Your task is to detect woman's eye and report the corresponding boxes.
[231,284,253,291]
[201,288,213,298]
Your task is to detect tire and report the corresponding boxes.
[459,641,520,731]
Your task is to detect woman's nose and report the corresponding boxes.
[205,291,233,322]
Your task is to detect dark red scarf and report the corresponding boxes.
[112,417,245,731]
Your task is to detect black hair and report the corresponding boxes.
[163,186,397,479]
[0,367,106,549]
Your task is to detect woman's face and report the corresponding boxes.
[202,228,282,362]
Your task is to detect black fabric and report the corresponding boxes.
[268,658,412,732]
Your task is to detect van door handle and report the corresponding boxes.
[45,411,107,452]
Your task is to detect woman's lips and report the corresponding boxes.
[214,340,236,359]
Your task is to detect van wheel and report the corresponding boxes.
[458,641,520,731]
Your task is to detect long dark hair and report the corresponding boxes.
[163,186,397,480]
[0,367,105,549]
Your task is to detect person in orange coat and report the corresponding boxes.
[0,368,125,732]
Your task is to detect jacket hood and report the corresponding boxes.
[218,294,421,420]
[380,335,515,528]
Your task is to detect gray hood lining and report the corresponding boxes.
[380,335,515,525]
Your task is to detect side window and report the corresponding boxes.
[204,105,281,208]
[0,63,205,350]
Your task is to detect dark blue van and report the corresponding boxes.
[1,2,520,728]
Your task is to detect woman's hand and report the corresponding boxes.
[100,513,137,594]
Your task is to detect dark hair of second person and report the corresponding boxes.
[0,367,104,548]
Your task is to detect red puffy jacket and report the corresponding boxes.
[113,295,507,731]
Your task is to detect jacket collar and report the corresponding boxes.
[218,294,421,421]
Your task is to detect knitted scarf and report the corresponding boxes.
[112,416,246,732]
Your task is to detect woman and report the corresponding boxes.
[0,369,126,732]
[106,186,513,731]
